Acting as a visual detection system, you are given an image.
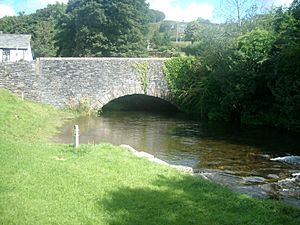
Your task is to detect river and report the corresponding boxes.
[52,111,300,207]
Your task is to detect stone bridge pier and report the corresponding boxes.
[0,58,173,111]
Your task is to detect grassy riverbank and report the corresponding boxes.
[0,88,299,225]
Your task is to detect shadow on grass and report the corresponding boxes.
[97,174,300,225]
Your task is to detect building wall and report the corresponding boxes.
[1,45,33,62]
[25,44,33,61]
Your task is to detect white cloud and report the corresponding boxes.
[0,4,16,18]
[147,0,214,22]
[276,0,294,6]
[266,0,294,7]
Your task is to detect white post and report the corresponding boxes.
[74,125,79,148]
[21,92,24,101]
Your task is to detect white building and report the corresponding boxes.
[0,33,33,62]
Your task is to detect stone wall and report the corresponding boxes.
[0,58,171,110]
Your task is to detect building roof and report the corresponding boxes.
[0,34,31,49]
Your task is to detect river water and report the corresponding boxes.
[52,111,300,207]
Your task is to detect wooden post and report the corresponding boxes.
[74,125,79,148]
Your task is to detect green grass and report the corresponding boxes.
[0,88,300,225]
[0,89,70,142]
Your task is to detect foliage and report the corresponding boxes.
[163,57,211,118]
[148,9,165,23]
[164,2,300,131]
[66,96,93,116]
[0,3,67,57]
[184,18,214,44]
[1,88,300,225]
[133,62,150,94]
[57,0,150,57]
[32,20,58,57]
[151,31,170,48]
[0,1,166,57]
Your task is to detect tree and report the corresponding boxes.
[58,0,106,56]
[101,0,149,56]
[0,3,67,57]
[290,0,300,19]
[32,3,67,57]
[33,3,66,21]
[220,0,262,27]
[151,29,170,46]
[184,21,201,43]
[159,20,176,33]
[58,0,150,57]
[32,20,58,57]
[0,14,35,34]
[218,29,275,125]
[148,9,165,23]
[264,6,300,130]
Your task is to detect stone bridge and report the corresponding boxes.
[0,58,172,111]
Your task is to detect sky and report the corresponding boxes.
[0,0,295,21]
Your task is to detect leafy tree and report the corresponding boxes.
[102,0,149,56]
[217,29,276,125]
[148,9,165,23]
[32,20,58,57]
[32,3,67,57]
[184,21,201,43]
[159,20,176,33]
[263,6,300,130]
[0,14,35,34]
[58,0,106,56]
[58,0,150,57]
[33,3,66,21]
[165,4,300,131]
[0,3,67,57]
[151,31,170,48]
[220,0,256,26]
[290,0,300,19]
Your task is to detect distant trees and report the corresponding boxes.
[0,3,66,57]
[148,9,165,23]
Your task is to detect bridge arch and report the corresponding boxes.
[90,85,174,112]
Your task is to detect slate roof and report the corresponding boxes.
[0,34,31,49]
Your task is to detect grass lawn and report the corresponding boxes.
[0,88,299,225]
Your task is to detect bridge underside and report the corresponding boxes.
[101,94,178,113]
[89,84,173,112]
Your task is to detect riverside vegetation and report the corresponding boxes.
[163,1,300,131]
[1,88,300,224]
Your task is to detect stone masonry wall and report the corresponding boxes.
[0,58,171,110]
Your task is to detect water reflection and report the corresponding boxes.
[53,111,300,179]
